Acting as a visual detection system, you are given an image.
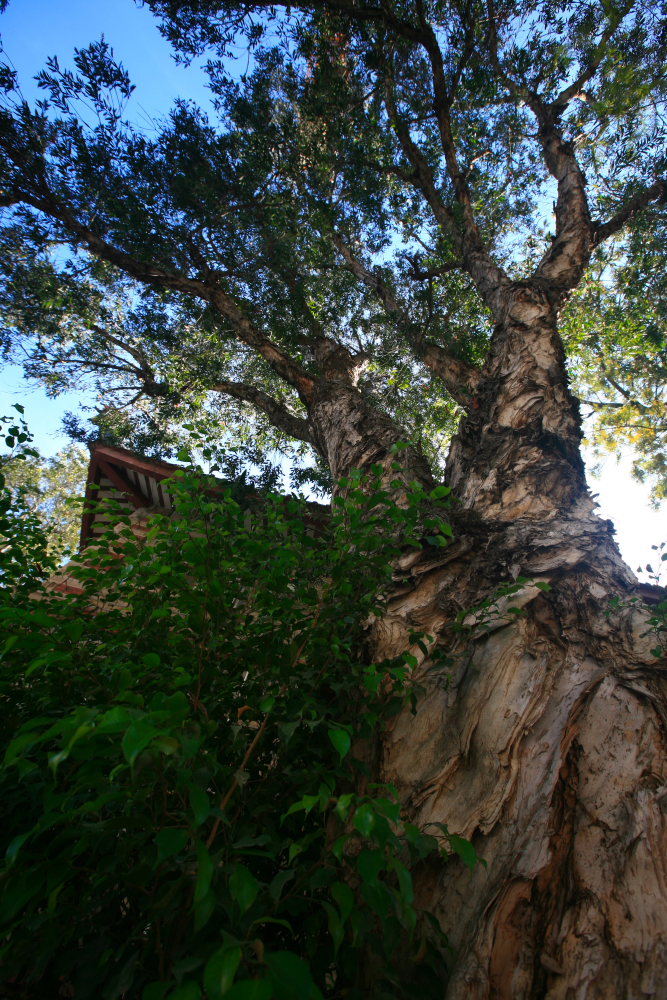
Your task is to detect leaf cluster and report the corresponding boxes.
[0,434,471,999]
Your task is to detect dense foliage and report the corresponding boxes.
[0,419,470,999]
[0,0,665,489]
[561,218,667,499]
[1,434,88,553]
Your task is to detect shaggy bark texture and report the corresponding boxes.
[359,310,667,998]
[376,514,667,998]
[289,272,667,997]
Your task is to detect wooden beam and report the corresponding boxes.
[97,458,148,510]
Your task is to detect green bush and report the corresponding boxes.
[0,435,469,999]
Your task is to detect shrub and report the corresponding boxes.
[0,438,466,999]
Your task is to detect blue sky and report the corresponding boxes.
[0,0,211,114]
[0,0,664,573]
[0,0,213,451]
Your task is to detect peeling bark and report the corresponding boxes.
[300,288,667,997]
[309,375,434,489]
[370,497,667,998]
[446,288,584,520]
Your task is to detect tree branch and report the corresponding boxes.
[331,232,480,402]
[382,65,460,245]
[550,1,634,113]
[486,0,592,293]
[380,42,511,320]
[406,255,460,281]
[592,179,667,245]
[11,186,317,405]
[210,380,315,445]
[230,0,425,43]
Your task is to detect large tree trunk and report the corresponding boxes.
[322,301,667,998]
[378,507,667,998]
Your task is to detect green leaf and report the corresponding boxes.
[195,841,214,903]
[278,721,298,742]
[189,785,210,827]
[121,719,157,766]
[155,828,189,863]
[327,726,351,760]
[448,834,478,871]
[204,945,242,999]
[357,848,384,887]
[169,983,201,1000]
[335,793,354,819]
[330,881,354,922]
[430,484,451,499]
[229,863,260,914]
[353,804,375,837]
[222,980,272,1000]
[5,831,31,865]
[265,951,323,1000]
[322,901,344,953]
[284,794,318,820]
[194,889,217,932]
[269,869,295,903]
[331,835,348,861]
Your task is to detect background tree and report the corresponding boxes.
[1,0,667,995]
[1,439,88,552]
[561,214,667,500]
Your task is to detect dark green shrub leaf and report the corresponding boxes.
[168,983,201,1000]
[223,980,272,1000]
[330,881,354,922]
[353,803,375,836]
[327,726,351,760]
[194,841,214,903]
[155,828,189,863]
[204,944,242,999]
[121,718,158,765]
[265,951,323,1000]
[229,863,260,914]
[189,785,210,827]
[448,833,478,871]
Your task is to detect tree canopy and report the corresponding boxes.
[0,0,665,494]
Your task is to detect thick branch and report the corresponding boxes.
[417,17,477,230]
[210,380,315,445]
[381,48,511,319]
[332,232,480,402]
[551,1,634,112]
[486,0,592,293]
[11,187,316,404]
[532,123,592,290]
[592,179,667,245]
[382,68,460,245]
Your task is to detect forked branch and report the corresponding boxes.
[210,380,315,445]
[331,232,481,403]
